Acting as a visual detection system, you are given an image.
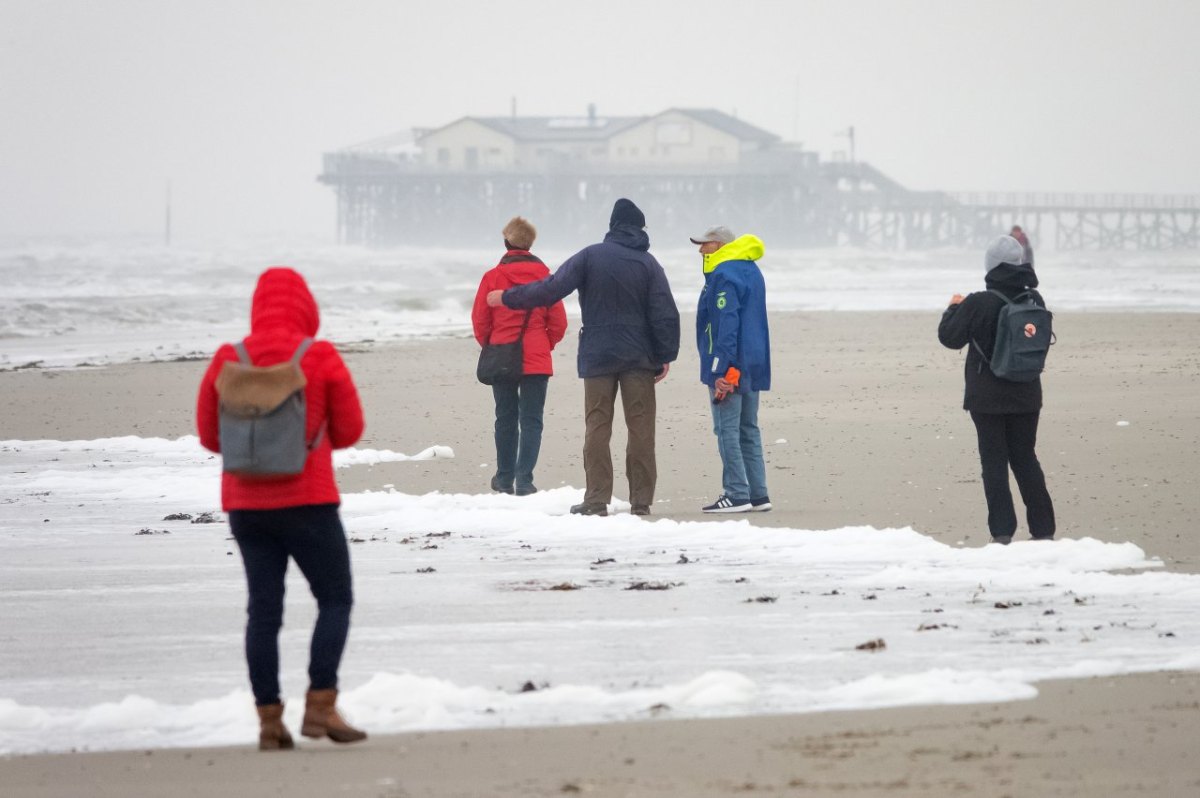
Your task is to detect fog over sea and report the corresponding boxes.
[3,237,1198,370]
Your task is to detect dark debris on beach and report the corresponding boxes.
[625,581,680,591]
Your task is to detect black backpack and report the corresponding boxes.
[972,289,1054,382]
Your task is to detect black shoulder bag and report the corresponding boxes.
[476,309,533,385]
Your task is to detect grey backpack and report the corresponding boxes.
[973,289,1054,382]
[215,338,322,477]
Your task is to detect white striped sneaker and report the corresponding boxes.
[702,495,752,513]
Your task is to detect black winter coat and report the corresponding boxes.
[938,262,1047,414]
[502,224,681,378]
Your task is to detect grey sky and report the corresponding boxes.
[2,0,1197,240]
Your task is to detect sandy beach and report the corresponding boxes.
[2,310,1199,796]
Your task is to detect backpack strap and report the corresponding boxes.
[970,292,1012,369]
[308,421,327,452]
[234,340,252,365]
[287,337,324,449]
[233,338,313,365]
[970,338,990,370]
[290,337,314,364]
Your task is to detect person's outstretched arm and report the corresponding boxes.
[494,249,589,309]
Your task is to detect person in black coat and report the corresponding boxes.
[487,198,681,516]
[938,235,1055,544]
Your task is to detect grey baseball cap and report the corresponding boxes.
[689,225,736,245]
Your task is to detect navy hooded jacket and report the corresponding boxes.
[501,217,680,379]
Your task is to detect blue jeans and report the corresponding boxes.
[709,388,768,502]
[493,374,549,491]
[229,503,353,706]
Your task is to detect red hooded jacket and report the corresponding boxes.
[196,267,365,511]
[471,251,568,375]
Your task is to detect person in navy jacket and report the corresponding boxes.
[487,198,680,516]
[692,227,772,513]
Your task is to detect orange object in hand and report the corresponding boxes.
[713,366,741,403]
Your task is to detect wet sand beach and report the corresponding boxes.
[2,311,1198,796]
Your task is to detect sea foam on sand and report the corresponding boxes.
[1,436,1198,754]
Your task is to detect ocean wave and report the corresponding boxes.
[2,239,1197,368]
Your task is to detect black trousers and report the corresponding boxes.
[229,503,353,706]
[969,411,1056,540]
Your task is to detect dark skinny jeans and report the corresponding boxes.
[969,410,1056,540]
[229,503,353,706]
[492,374,549,491]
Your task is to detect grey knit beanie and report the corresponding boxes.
[985,235,1025,271]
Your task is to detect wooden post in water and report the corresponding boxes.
[164,179,172,247]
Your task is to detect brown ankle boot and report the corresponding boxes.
[301,688,367,744]
[256,702,295,751]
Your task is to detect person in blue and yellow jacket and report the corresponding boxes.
[692,226,772,513]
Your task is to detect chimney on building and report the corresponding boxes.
[587,103,596,125]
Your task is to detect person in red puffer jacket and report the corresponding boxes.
[471,217,568,496]
[196,266,367,750]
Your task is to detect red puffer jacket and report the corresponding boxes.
[471,251,568,375]
[196,267,365,511]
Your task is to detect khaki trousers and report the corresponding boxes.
[582,369,657,507]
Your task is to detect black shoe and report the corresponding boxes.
[631,504,651,516]
[570,502,608,516]
[515,484,538,496]
[702,495,752,514]
[750,496,772,512]
[991,535,1013,545]
[490,476,513,495]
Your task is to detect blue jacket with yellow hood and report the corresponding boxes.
[696,234,771,392]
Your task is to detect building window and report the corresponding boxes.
[437,147,450,165]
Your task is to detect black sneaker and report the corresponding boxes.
[631,504,651,516]
[570,502,608,516]
[702,495,752,514]
[515,484,538,496]
[750,496,772,512]
[991,535,1013,545]
[490,477,513,495]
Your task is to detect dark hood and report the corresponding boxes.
[250,266,320,336]
[985,261,1040,293]
[603,224,650,251]
[609,198,646,229]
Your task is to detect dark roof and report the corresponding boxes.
[421,110,781,144]
[668,109,780,144]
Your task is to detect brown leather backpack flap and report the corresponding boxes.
[215,361,307,417]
